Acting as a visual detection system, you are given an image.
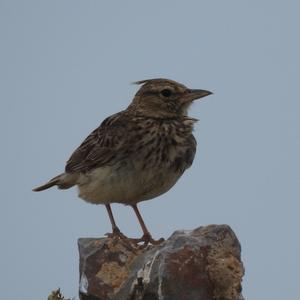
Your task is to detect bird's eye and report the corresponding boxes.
[160,89,172,97]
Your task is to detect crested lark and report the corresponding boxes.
[33,78,212,245]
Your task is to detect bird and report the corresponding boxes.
[33,78,212,245]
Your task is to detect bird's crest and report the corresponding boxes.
[132,78,179,86]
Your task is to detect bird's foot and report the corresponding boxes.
[105,227,138,251]
[129,233,165,248]
[105,227,128,240]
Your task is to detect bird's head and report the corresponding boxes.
[128,78,212,118]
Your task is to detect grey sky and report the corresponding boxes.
[1,1,299,299]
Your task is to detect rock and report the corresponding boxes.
[78,225,244,300]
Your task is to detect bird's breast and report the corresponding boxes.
[132,122,197,173]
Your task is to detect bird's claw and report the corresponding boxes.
[105,227,127,240]
[105,228,164,249]
[105,228,139,251]
[129,233,164,248]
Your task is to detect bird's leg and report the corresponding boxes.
[104,204,140,252]
[130,204,164,246]
[105,204,127,240]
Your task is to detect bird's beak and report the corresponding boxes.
[185,89,213,102]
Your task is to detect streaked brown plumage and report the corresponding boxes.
[33,78,212,245]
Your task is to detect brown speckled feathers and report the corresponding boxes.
[33,78,212,245]
[66,111,197,174]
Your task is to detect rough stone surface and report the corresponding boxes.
[78,225,244,300]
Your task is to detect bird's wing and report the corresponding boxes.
[65,111,133,173]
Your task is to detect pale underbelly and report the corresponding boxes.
[76,165,183,205]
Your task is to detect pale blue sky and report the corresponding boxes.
[1,1,299,299]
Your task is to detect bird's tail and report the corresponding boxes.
[33,173,77,192]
